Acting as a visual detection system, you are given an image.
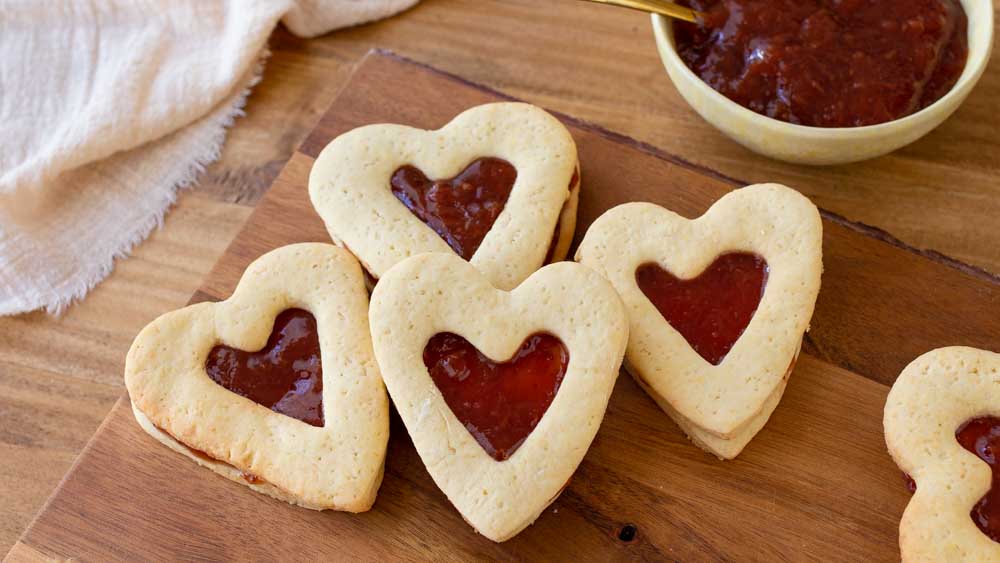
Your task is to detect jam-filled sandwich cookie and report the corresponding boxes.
[308,102,579,290]
[576,184,823,459]
[124,244,389,511]
[369,252,628,542]
[884,347,1000,561]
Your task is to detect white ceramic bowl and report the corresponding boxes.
[651,1,993,165]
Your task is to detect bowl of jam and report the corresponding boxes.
[651,0,993,164]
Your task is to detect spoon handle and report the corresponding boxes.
[577,0,700,23]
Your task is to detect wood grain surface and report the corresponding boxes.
[0,195,251,554]
[3,0,998,556]
[10,52,999,562]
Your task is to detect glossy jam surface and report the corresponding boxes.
[636,252,768,365]
[956,416,1000,543]
[423,332,569,461]
[674,0,968,127]
[391,157,517,260]
[205,309,324,427]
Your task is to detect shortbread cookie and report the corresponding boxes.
[309,102,579,290]
[124,243,389,511]
[575,184,823,459]
[369,252,628,542]
[884,347,1000,561]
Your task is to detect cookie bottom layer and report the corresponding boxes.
[627,340,801,460]
[131,402,385,511]
[546,165,581,264]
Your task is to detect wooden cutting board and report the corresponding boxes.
[12,50,1000,562]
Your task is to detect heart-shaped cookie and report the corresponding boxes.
[884,347,1000,561]
[308,102,580,290]
[575,184,823,459]
[369,252,628,542]
[124,243,389,511]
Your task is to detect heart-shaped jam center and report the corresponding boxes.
[205,309,323,427]
[423,332,569,461]
[956,416,1000,543]
[391,157,517,260]
[636,252,769,365]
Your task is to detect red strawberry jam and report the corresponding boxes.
[391,158,517,260]
[674,0,968,127]
[956,416,1000,543]
[205,309,323,427]
[636,252,768,365]
[423,332,569,461]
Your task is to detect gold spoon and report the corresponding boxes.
[578,0,701,23]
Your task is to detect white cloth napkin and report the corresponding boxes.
[0,0,418,315]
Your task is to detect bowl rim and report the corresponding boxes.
[650,0,994,137]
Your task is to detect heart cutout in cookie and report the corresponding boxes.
[392,157,517,260]
[636,252,769,365]
[956,416,1000,543]
[309,102,579,290]
[206,308,324,427]
[424,331,568,461]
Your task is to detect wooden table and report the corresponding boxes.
[2,0,998,555]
